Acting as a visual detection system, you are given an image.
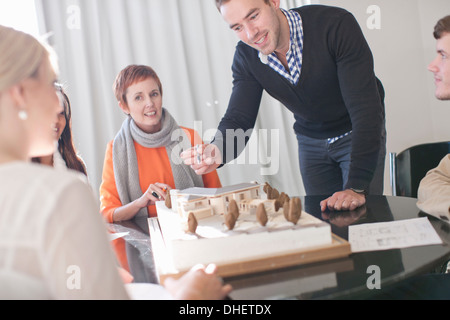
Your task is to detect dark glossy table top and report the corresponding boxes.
[109,195,450,300]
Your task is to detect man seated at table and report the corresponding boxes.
[372,15,450,300]
[416,15,450,223]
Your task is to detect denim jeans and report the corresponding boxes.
[296,130,386,196]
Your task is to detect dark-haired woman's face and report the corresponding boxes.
[53,109,67,140]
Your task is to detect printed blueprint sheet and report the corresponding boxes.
[349,217,442,253]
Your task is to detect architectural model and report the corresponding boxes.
[153,182,333,272]
[167,182,303,229]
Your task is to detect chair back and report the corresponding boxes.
[390,141,450,198]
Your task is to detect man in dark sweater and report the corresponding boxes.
[182,0,386,212]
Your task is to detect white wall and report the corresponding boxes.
[313,0,450,194]
[36,0,450,197]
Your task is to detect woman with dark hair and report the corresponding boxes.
[32,84,87,176]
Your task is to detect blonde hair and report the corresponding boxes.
[0,25,54,92]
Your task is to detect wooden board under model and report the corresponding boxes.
[148,218,351,284]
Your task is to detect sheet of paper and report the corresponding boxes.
[349,217,443,253]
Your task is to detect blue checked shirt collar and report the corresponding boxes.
[259,8,304,85]
[259,10,351,142]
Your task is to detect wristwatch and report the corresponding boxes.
[350,188,367,196]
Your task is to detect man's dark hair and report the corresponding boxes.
[433,15,450,39]
[215,0,270,11]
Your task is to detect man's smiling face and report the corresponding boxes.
[220,0,284,56]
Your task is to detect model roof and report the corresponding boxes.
[178,182,259,197]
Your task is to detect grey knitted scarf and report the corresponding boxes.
[112,108,204,219]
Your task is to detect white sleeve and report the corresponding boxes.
[41,179,130,299]
[125,283,174,300]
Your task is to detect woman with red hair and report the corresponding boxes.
[100,64,221,223]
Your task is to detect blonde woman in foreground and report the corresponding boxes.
[0,25,231,300]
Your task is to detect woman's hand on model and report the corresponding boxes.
[138,182,171,207]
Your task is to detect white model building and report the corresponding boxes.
[170,182,276,220]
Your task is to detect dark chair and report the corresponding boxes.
[389,141,450,198]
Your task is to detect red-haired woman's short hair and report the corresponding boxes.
[113,65,163,106]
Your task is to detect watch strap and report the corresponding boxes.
[350,188,367,196]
